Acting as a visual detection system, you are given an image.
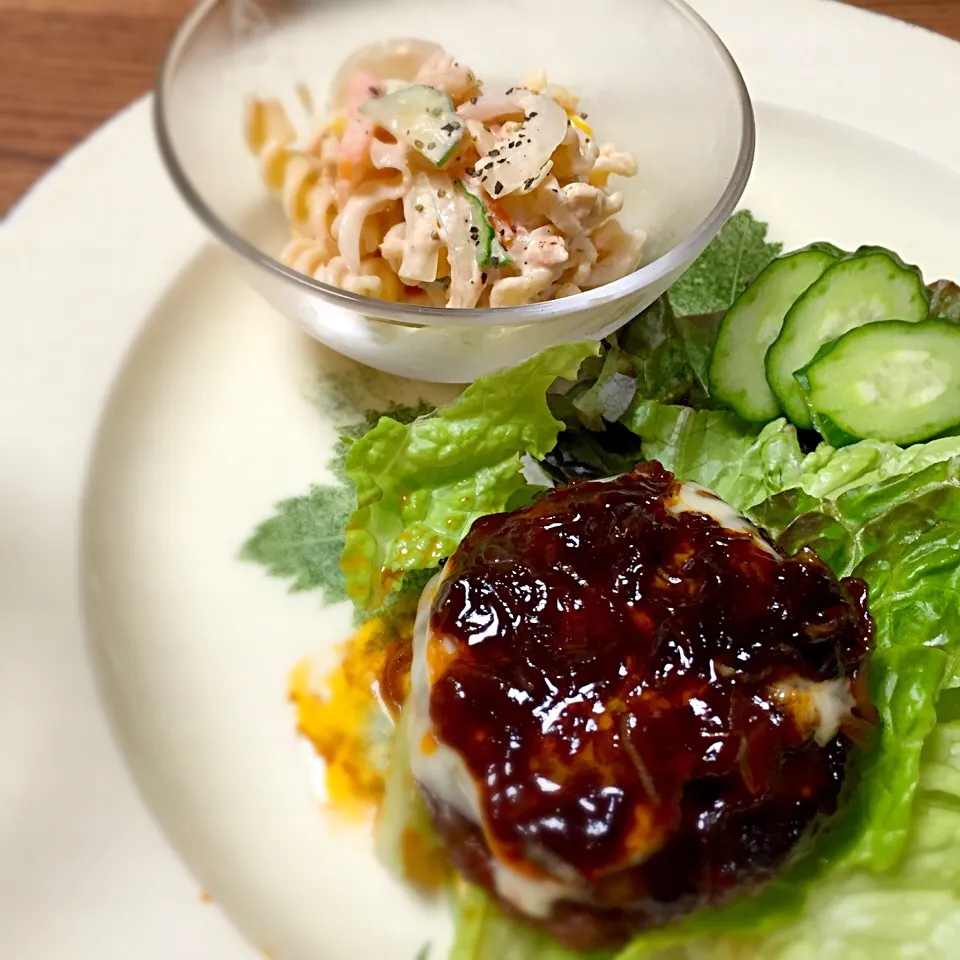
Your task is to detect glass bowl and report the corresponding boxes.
[155,0,754,383]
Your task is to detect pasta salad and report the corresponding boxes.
[244,39,645,309]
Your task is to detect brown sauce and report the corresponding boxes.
[426,463,873,929]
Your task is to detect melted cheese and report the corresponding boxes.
[408,571,588,916]
[668,482,779,557]
[769,676,856,746]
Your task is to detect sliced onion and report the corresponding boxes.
[399,175,442,284]
[426,173,482,308]
[471,94,568,198]
[456,90,527,123]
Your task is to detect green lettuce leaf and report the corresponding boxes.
[617,297,722,407]
[796,435,960,501]
[622,402,806,510]
[750,459,960,869]
[667,210,783,317]
[451,884,612,960]
[341,342,600,608]
[621,397,960,514]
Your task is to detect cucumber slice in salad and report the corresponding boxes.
[360,84,464,166]
[709,244,843,423]
[456,182,513,268]
[766,248,930,429]
[795,319,960,446]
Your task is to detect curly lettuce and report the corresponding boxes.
[340,342,599,608]
[622,398,960,514]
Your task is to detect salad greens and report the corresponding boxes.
[340,341,597,608]
[242,400,434,606]
[244,210,960,959]
[665,209,783,317]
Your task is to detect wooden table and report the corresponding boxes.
[1,0,958,215]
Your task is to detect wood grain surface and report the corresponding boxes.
[1,0,958,215]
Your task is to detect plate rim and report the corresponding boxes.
[2,1,960,957]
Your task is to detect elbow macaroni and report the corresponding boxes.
[245,43,645,309]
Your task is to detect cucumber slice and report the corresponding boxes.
[456,182,513,268]
[766,248,930,429]
[708,244,842,422]
[360,84,463,166]
[796,319,960,445]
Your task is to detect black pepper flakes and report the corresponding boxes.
[489,149,501,158]
[438,189,447,197]
[465,166,477,177]
[469,96,478,105]
[427,141,437,150]
[481,272,488,283]
[415,203,425,213]
[414,139,424,149]
[529,111,539,119]
[494,181,504,195]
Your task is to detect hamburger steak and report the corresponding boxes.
[406,462,874,950]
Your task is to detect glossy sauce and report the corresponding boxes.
[427,463,873,924]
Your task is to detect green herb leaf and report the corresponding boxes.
[341,341,600,609]
[618,297,721,407]
[242,399,435,607]
[241,484,355,603]
[667,210,783,317]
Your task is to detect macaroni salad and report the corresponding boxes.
[245,39,645,308]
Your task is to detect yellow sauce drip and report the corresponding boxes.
[288,620,392,814]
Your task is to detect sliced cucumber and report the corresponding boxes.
[708,244,843,422]
[360,84,463,166]
[456,182,513,268]
[766,248,930,429]
[796,319,960,446]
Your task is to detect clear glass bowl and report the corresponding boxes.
[155,0,754,382]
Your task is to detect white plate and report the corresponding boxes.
[2,1,960,958]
